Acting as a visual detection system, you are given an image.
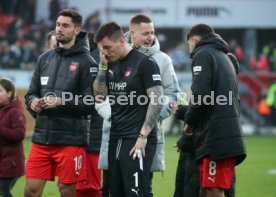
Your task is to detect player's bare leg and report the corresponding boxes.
[24,179,46,197]
[59,183,76,197]
[201,188,225,197]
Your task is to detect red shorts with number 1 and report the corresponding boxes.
[26,143,87,184]
[199,155,235,189]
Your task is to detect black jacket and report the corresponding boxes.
[25,32,97,146]
[185,33,246,165]
[86,48,103,153]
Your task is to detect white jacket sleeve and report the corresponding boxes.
[95,98,111,121]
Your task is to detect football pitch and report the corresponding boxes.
[12,135,276,197]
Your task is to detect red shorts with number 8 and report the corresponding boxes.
[199,155,235,189]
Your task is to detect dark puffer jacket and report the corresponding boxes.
[84,46,103,153]
[173,51,240,197]
[185,33,246,165]
[25,32,97,146]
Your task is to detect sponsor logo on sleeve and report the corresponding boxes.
[90,67,98,73]
[152,74,161,81]
[193,66,202,72]
[40,76,49,85]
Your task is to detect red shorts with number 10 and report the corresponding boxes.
[199,155,235,189]
[26,143,87,184]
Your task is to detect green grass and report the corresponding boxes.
[12,135,276,196]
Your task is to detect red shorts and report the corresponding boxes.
[76,152,101,190]
[199,155,235,189]
[26,143,87,184]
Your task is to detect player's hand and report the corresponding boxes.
[183,123,195,136]
[129,137,147,160]
[173,144,180,152]
[98,43,108,65]
[30,98,44,112]
[169,100,178,114]
[41,96,62,109]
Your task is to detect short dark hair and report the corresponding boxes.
[186,23,214,41]
[58,9,82,27]
[0,78,15,101]
[130,14,152,25]
[47,30,55,42]
[94,21,124,43]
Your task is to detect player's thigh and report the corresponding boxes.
[76,152,101,190]
[25,144,54,181]
[108,139,125,197]
[53,146,87,184]
[120,141,156,197]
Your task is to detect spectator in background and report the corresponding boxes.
[46,30,57,50]
[20,41,40,70]
[0,4,18,40]
[0,40,19,69]
[0,77,26,197]
[30,30,44,52]
[248,53,269,72]
[229,38,244,63]
[167,43,191,71]
[266,81,276,126]
[83,11,101,33]
[49,0,68,27]
[257,90,271,126]
[263,41,276,72]
[10,41,22,63]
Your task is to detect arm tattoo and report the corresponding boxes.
[93,69,108,103]
[142,85,164,131]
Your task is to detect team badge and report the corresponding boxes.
[124,67,132,77]
[69,62,78,71]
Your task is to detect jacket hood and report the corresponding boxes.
[124,31,160,56]
[191,33,229,58]
[227,52,240,74]
[0,97,23,112]
[55,31,90,56]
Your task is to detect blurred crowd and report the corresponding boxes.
[1,1,276,73]
[0,0,101,70]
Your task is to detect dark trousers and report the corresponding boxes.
[101,170,110,197]
[108,139,156,197]
[147,172,153,197]
[0,177,19,197]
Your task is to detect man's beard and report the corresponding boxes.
[56,36,73,44]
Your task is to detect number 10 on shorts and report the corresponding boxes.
[74,155,82,175]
